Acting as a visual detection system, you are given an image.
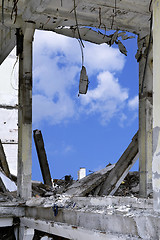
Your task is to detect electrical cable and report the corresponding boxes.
[11,0,19,24]
[78,39,84,67]
[111,0,117,29]
[10,56,19,91]
[115,0,117,16]
[2,0,5,25]
[73,0,85,67]
[73,0,84,48]
[149,0,153,12]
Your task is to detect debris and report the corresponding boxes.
[64,164,115,196]
[117,40,127,56]
[110,30,119,46]
[54,27,133,56]
[32,181,54,197]
[115,172,140,197]
[98,132,138,196]
[121,35,134,40]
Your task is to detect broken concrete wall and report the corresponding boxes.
[0,49,18,176]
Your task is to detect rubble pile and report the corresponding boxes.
[0,167,145,200]
[115,172,139,197]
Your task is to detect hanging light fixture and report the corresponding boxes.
[74,0,89,96]
[79,66,89,95]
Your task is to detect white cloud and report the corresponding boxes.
[84,43,125,75]
[119,113,127,127]
[33,30,127,125]
[128,95,139,111]
[80,71,129,124]
[33,94,75,124]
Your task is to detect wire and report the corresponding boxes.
[73,0,84,48]
[11,0,19,24]
[78,39,84,67]
[2,0,5,25]
[115,0,117,16]
[10,56,19,91]
[149,0,153,12]
[111,0,117,29]
[98,7,102,28]
[141,12,153,95]
[73,0,85,67]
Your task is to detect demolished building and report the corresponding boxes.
[0,0,160,239]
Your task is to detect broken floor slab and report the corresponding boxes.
[24,195,159,240]
[0,194,159,239]
[64,164,115,196]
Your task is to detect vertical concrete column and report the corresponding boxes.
[153,0,160,211]
[138,35,153,198]
[18,226,34,240]
[17,23,35,200]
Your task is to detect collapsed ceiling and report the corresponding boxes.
[0,0,151,64]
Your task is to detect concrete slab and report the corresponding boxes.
[24,196,160,240]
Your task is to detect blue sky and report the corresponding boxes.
[32,30,139,181]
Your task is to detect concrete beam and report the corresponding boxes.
[22,0,52,20]
[24,196,160,239]
[0,205,25,217]
[18,226,34,240]
[138,34,153,198]
[99,132,138,196]
[17,23,35,200]
[33,130,52,187]
[0,0,150,35]
[0,139,11,178]
[0,176,7,192]
[21,217,136,240]
[65,164,115,196]
[152,0,160,211]
[109,153,139,196]
[0,217,13,227]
